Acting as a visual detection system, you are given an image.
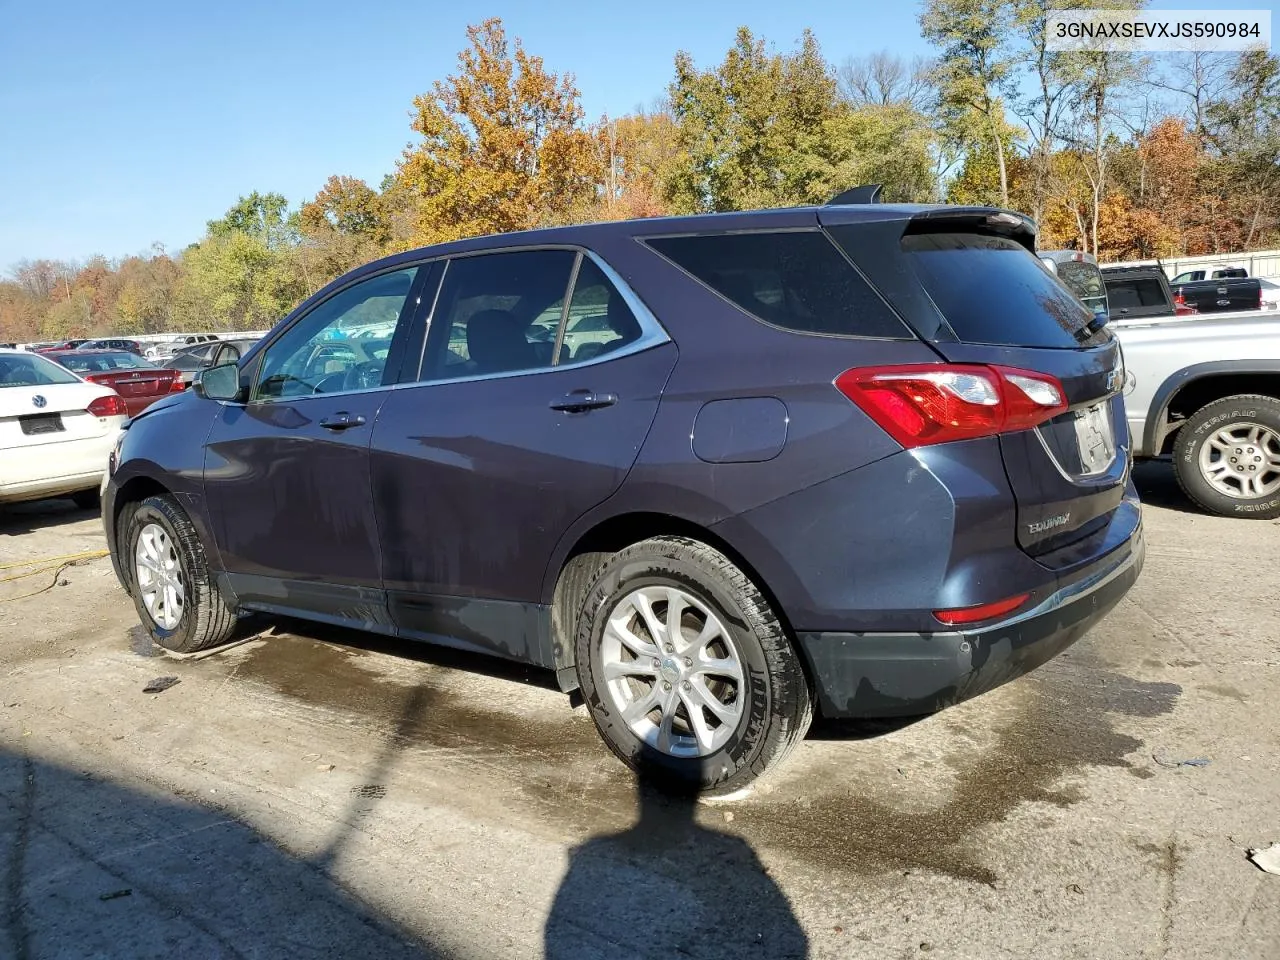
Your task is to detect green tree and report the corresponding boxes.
[667,27,845,212]
[920,0,1017,206]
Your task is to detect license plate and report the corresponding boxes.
[1073,403,1115,474]
[19,413,65,436]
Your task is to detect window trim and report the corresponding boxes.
[640,227,915,342]
[408,245,670,386]
[243,262,430,406]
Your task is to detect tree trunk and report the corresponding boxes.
[993,123,1009,208]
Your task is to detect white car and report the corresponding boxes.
[0,349,127,507]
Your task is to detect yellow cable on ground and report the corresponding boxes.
[0,549,109,572]
[0,554,107,602]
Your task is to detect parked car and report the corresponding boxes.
[165,338,259,384]
[1259,278,1280,311]
[1114,312,1280,518]
[1039,250,1109,320]
[35,339,90,352]
[104,197,1144,794]
[0,349,127,507]
[1102,265,1198,320]
[79,338,144,356]
[1170,266,1248,283]
[145,334,221,361]
[46,350,186,417]
[1169,271,1263,314]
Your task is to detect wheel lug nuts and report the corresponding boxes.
[663,681,672,691]
[682,680,691,690]
[664,643,674,653]
[652,658,661,668]
[1231,457,1238,463]
[683,657,692,667]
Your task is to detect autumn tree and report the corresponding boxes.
[837,52,935,112]
[394,18,600,245]
[297,175,391,282]
[591,108,680,221]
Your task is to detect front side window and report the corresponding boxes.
[424,250,576,380]
[254,266,418,399]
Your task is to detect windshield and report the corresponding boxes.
[1056,261,1108,312]
[0,352,81,387]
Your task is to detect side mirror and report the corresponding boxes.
[193,363,241,402]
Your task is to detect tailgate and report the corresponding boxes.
[91,370,172,397]
[823,211,1128,558]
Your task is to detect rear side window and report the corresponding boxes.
[897,233,1106,348]
[645,231,910,338]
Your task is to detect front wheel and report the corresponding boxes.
[121,494,240,652]
[574,536,812,795]
[1173,394,1280,519]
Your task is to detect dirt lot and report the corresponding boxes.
[2,462,1278,960]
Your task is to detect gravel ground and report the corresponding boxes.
[2,461,1278,959]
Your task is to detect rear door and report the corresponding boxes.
[824,212,1129,561]
[369,248,676,666]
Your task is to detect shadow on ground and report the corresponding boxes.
[545,781,808,960]
[0,746,437,960]
[1130,459,1198,514]
[0,498,101,537]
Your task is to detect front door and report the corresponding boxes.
[203,265,426,626]
[369,249,676,666]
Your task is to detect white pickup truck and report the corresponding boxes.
[1113,311,1280,518]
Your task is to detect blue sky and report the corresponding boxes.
[0,0,1256,269]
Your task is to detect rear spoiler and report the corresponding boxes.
[902,207,1038,254]
[827,184,884,205]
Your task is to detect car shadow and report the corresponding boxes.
[0,745,439,959]
[256,615,563,693]
[1130,459,1199,514]
[544,779,809,960]
[0,498,101,537]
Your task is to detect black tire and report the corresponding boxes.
[70,488,100,511]
[574,536,812,795]
[1173,394,1280,520]
[120,494,240,653]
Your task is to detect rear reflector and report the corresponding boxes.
[835,364,1068,448]
[87,394,127,418]
[934,593,1031,626]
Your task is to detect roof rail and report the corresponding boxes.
[827,184,883,205]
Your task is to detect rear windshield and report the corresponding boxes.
[59,352,154,373]
[1105,277,1169,309]
[901,233,1108,348]
[645,231,911,338]
[0,353,80,387]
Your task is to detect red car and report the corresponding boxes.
[46,350,186,416]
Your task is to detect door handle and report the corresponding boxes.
[549,391,618,413]
[319,412,366,431]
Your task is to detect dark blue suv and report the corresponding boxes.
[105,199,1144,794]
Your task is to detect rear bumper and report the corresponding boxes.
[797,521,1145,718]
[0,430,120,503]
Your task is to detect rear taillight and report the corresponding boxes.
[169,377,187,393]
[835,364,1068,448]
[934,593,1031,626]
[1173,290,1186,306]
[87,394,127,418]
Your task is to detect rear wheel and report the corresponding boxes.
[574,536,812,795]
[121,494,240,652]
[1173,394,1280,519]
